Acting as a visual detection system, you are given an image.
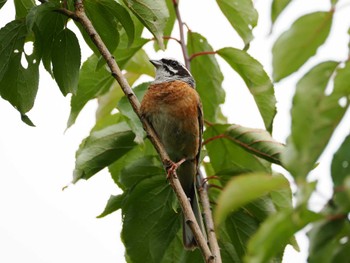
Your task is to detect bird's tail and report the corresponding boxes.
[182,184,206,250]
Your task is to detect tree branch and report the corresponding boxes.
[173,0,190,69]
[198,171,222,263]
[70,0,214,261]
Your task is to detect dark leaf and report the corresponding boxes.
[108,140,157,188]
[83,0,120,54]
[72,116,136,183]
[121,158,180,263]
[0,20,27,81]
[117,82,149,143]
[159,231,202,262]
[0,20,39,116]
[14,0,35,19]
[26,1,56,33]
[219,210,260,262]
[123,0,168,49]
[52,28,81,96]
[20,113,35,127]
[67,54,113,128]
[97,193,125,218]
[97,0,135,47]
[331,134,350,187]
[31,8,67,75]
[0,0,7,10]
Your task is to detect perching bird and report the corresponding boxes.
[140,58,204,249]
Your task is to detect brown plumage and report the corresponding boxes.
[140,59,204,249]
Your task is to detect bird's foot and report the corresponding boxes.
[166,158,186,180]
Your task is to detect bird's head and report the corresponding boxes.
[150,58,195,88]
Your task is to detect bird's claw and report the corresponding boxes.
[165,158,186,180]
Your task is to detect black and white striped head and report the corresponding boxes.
[150,58,195,88]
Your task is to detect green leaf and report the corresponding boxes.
[0,20,27,81]
[83,0,120,54]
[160,231,202,263]
[0,0,7,10]
[217,48,276,132]
[14,0,35,19]
[215,173,288,226]
[98,0,135,47]
[51,28,81,96]
[270,174,293,211]
[333,58,350,96]
[95,47,152,121]
[216,0,258,47]
[123,0,168,49]
[113,38,150,69]
[26,1,56,32]
[245,208,323,263]
[282,61,350,179]
[271,0,292,24]
[187,32,226,123]
[155,0,176,50]
[20,113,35,127]
[31,8,67,75]
[223,124,284,165]
[331,134,350,187]
[119,155,164,188]
[272,11,333,81]
[204,124,270,176]
[97,193,125,218]
[72,118,136,183]
[331,135,350,213]
[0,20,39,116]
[121,158,181,263]
[219,210,260,262]
[117,82,149,143]
[308,219,346,262]
[108,140,157,188]
[67,54,113,128]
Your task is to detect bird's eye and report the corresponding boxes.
[171,61,177,67]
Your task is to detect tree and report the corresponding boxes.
[1,0,349,262]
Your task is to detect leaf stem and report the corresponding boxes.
[190,51,217,61]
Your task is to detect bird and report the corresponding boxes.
[140,58,205,249]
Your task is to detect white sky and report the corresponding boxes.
[1,0,350,262]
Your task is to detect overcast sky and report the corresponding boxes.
[1,0,350,262]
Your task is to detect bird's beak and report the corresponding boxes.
[149,59,162,68]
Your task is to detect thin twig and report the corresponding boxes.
[198,171,222,263]
[173,0,190,69]
[71,1,213,261]
[190,51,217,61]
